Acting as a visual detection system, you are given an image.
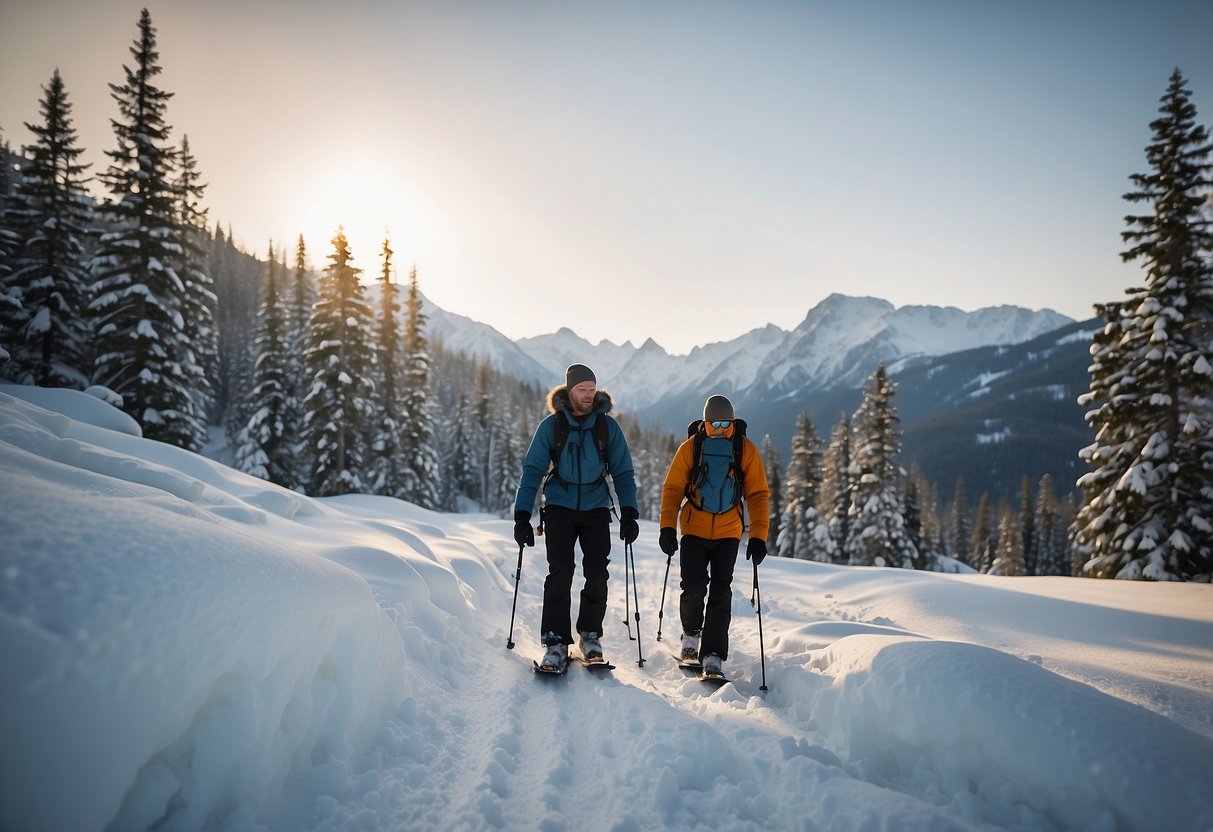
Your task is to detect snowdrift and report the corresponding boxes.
[1,385,1211,832]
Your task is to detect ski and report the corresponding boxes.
[670,643,702,672]
[571,655,616,671]
[532,658,569,676]
[699,671,729,685]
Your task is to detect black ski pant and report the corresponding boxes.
[679,534,740,661]
[540,506,611,645]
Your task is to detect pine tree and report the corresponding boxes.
[234,244,294,485]
[491,406,524,515]
[1019,475,1038,575]
[778,412,835,562]
[1034,474,1069,577]
[1074,69,1213,581]
[172,134,218,428]
[472,361,494,506]
[440,393,474,510]
[0,131,18,315]
[762,434,783,551]
[845,364,917,568]
[903,475,931,570]
[399,265,439,508]
[366,237,410,497]
[970,492,995,573]
[989,509,1026,576]
[818,413,853,562]
[90,10,201,448]
[0,69,93,388]
[301,228,376,495]
[283,233,314,487]
[950,477,971,566]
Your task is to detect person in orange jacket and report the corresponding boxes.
[659,394,769,678]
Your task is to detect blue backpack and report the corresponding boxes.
[683,419,747,515]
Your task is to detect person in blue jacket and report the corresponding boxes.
[514,363,640,671]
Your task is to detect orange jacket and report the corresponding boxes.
[659,426,770,542]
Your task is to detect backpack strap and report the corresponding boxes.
[683,421,707,511]
[732,419,748,532]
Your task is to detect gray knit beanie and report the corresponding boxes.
[703,394,734,422]
[565,363,596,389]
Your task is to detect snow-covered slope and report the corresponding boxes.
[3,385,1209,832]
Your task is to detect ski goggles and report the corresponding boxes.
[709,420,733,429]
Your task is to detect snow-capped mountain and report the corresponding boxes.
[419,295,551,383]
[413,291,1073,432]
[753,294,1074,399]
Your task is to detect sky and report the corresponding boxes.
[2,383,1212,831]
[2,1,1211,355]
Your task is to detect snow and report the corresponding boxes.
[2,387,1212,832]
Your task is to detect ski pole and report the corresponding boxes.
[628,542,645,666]
[655,552,673,641]
[622,536,635,640]
[506,543,524,650]
[752,560,768,691]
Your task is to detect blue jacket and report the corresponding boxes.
[514,387,638,516]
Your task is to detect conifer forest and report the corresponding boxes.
[2,11,1209,582]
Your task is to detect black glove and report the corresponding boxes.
[746,537,767,566]
[513,510,534,547]
[619,506,640,544]
[659,527,678,556]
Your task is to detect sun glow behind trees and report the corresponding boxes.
[285,153,448,282]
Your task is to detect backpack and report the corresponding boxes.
[683,418,747,515]
[537,411,615,535]
[546,410,612,483]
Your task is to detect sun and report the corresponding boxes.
[291,153,437,278]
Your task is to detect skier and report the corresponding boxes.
[659,394,769,679]
[514,364,640,672]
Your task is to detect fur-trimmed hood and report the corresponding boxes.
[546,385,614,417]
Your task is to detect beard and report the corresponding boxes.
[570,398,593,417]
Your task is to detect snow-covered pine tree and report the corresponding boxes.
[970,492,995,573]
[301,228,376,496]
[172,134,218,428]
[490,406,524,515]
[1074,68,1213,582]
[845,364,918,568]
[470,361,495,506]
[778,412,835,562]
[399,265,439,509]
[210,226,257,438]
[282,234,314,488]
[1033,474,1069,577]
[233,244,295,485]
[903,475,932,570]
[90,10,202,449]
[762,434,783,551]
[439,393,474,510]
[0,69,93,388]
[988,509,1026,576]
[0,131,17,320]
[366,237,410,498]
[817,413,853,562]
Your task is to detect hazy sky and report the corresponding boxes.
[2,1,1211,355]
